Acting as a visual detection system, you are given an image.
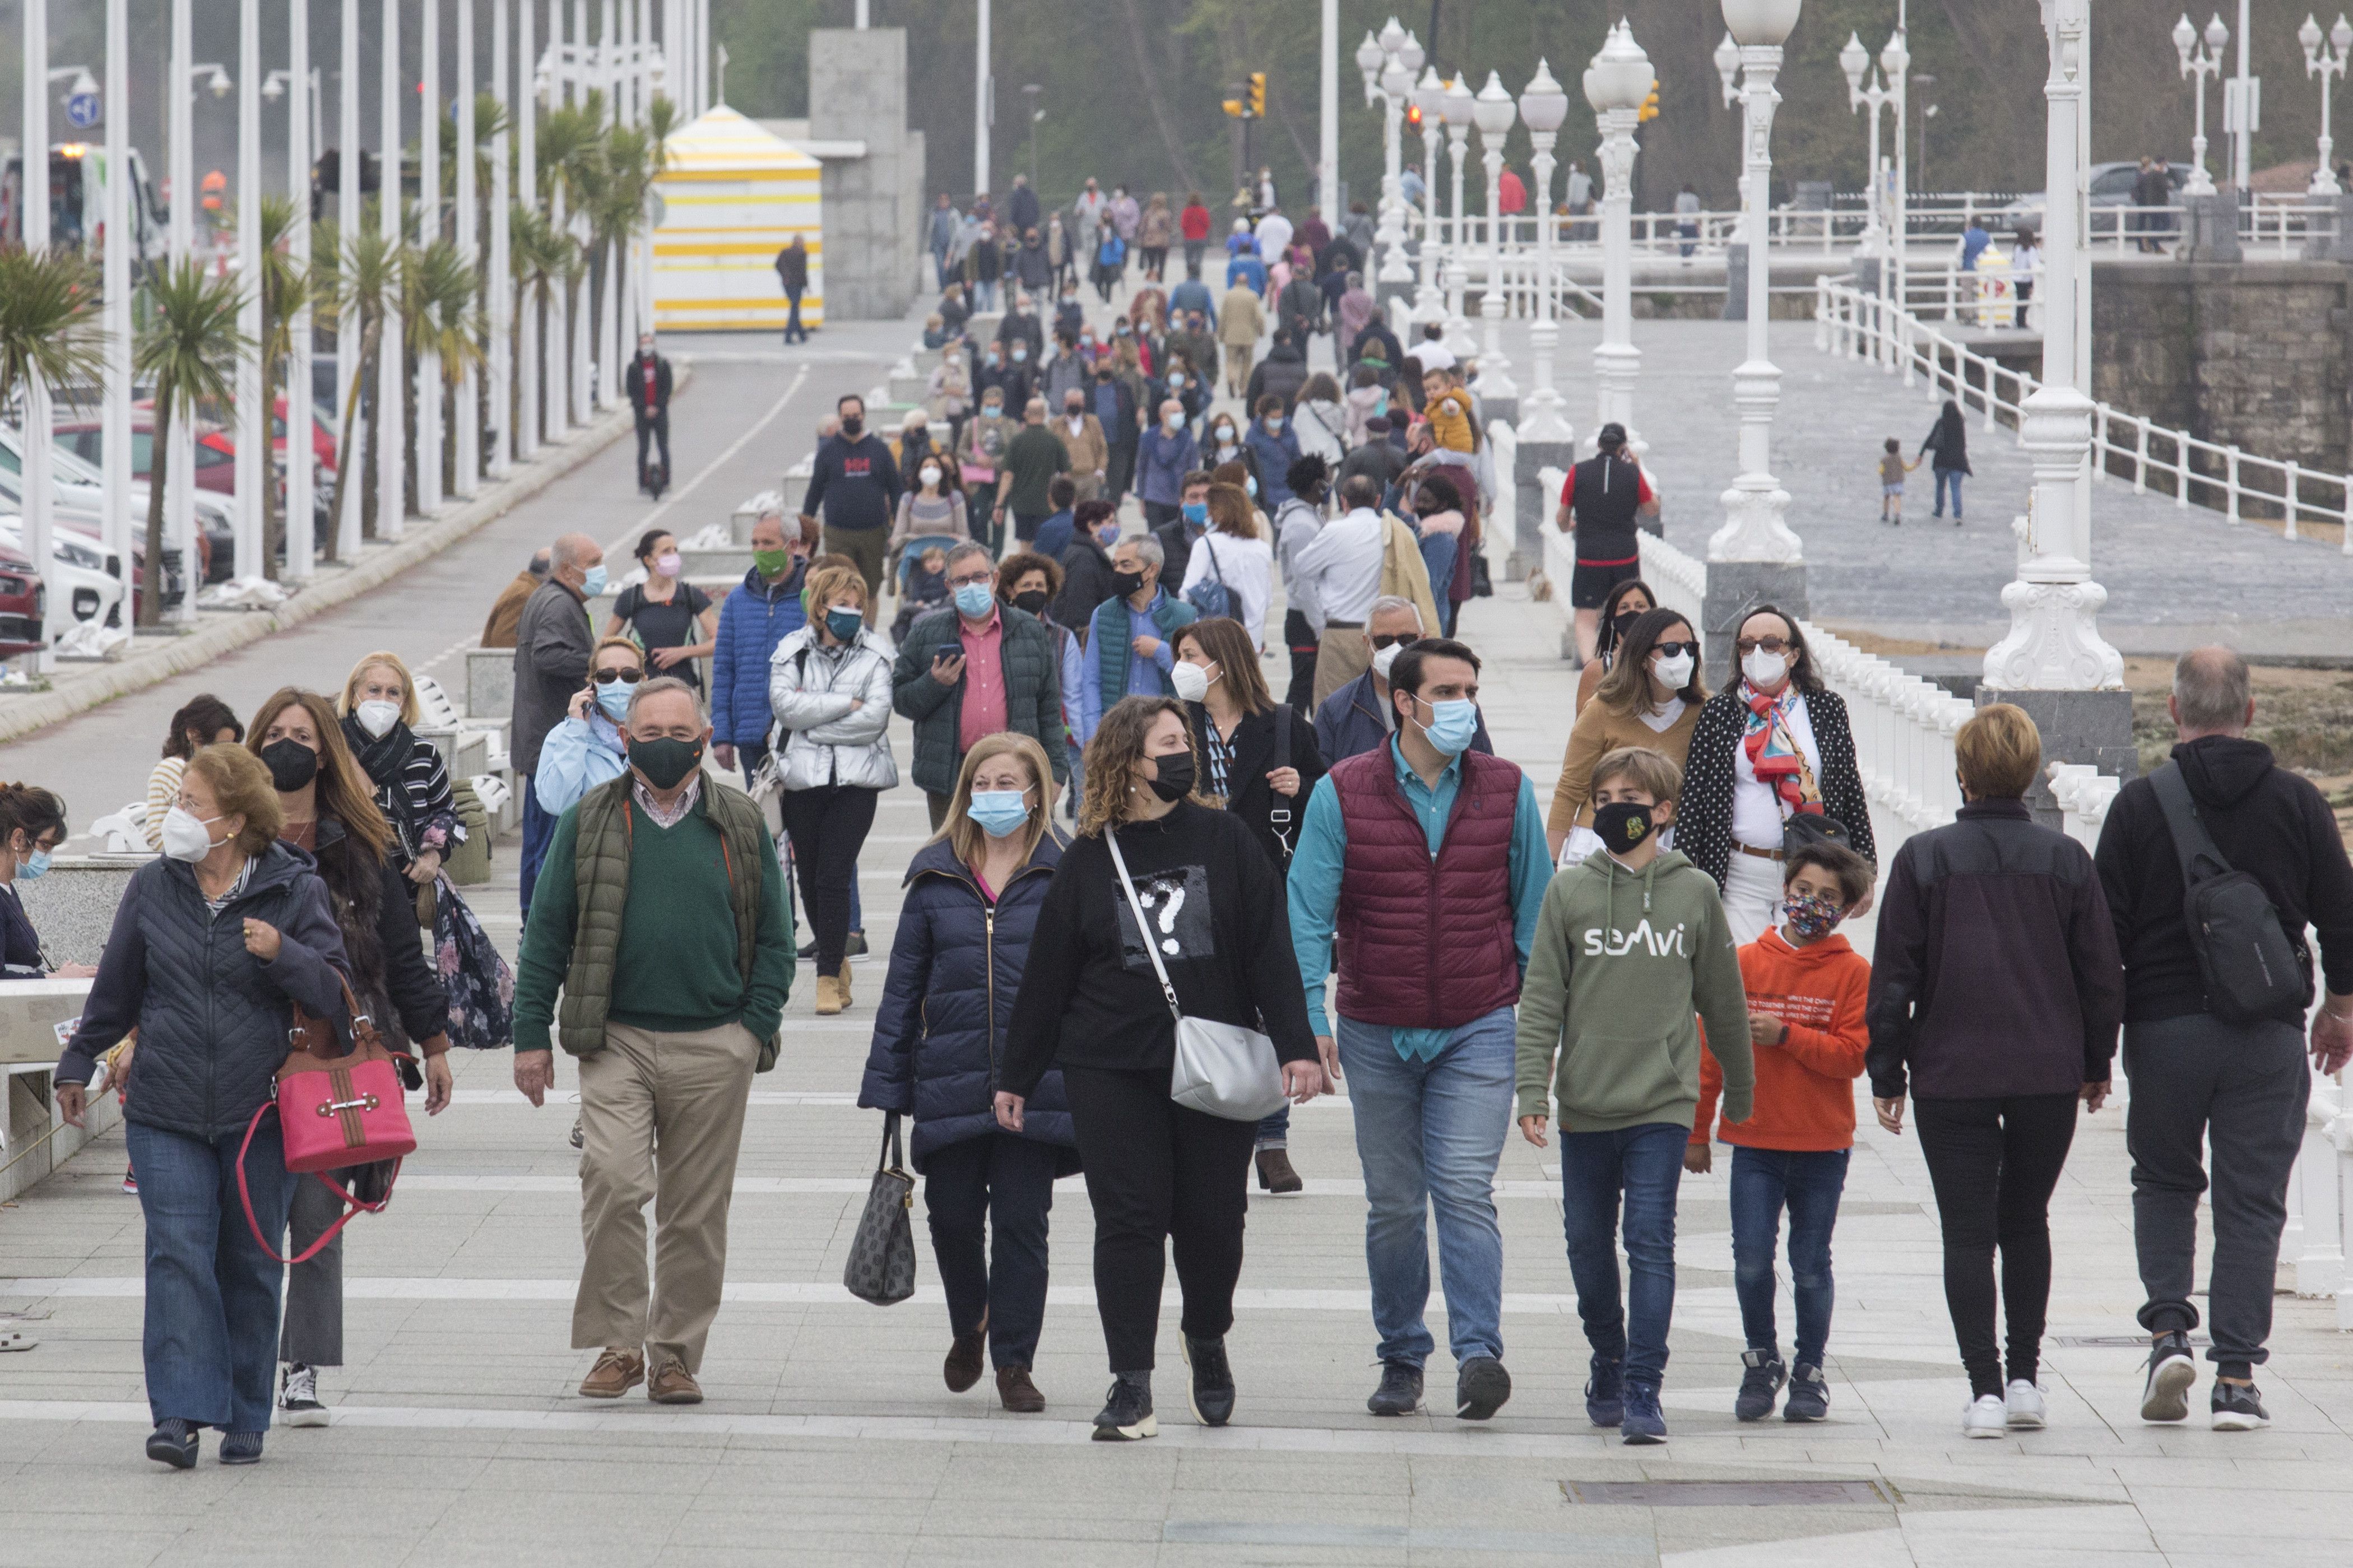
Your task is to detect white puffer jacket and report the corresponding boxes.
[766,625,901,792]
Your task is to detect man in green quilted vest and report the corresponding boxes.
[512,676,793,1407]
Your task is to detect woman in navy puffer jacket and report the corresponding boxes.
[861,732,1077,1414]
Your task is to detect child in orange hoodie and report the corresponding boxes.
[1690,839,1874,1425]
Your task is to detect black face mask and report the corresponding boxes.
[628,736,706,790]
[261,738,319,794]
[1612,608,1643,642]
[1110,568,1146,596]
[1591,801,1655,854]
[839,416,865,439]
[1011,588,1051,616]
[1145,749,1195,803]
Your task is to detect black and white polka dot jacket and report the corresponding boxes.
[1677,686,1876,890]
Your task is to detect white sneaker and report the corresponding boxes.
[2004,1380,2048,1430]
[1962,1394,2009,1438]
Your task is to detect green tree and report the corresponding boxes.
[0,244,106,415]
[134,260,249,625]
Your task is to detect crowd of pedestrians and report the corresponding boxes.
[22,174,2353,1476]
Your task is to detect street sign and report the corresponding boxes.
[64,91,101,129]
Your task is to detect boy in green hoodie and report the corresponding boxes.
[1515,746,1753,1444]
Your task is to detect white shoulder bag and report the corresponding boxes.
[1103,827,1289,1123]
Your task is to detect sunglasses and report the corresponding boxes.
[1735,636,1794,656]
[1370,633,1419,651]
[1651,640,1701,660]
[592,667,646,686]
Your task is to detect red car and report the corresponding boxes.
[57,396,335,497]
[0,543,47,655]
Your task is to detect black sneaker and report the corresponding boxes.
[277,1362,327,1427]
[1183,1334,1234,1427]
[1621,1380,1668,1445]
[2211,1380,2270,1432]
[1734,1349,1786,1422]
[1091,1371,1157,1441]
[219,1431,264,1465]
[1455,1356,1511,1421]
[797,937,819,960]
[846,932,869,958]
[2140,1330,2196,1423]
[1783,1361,1830,1422]
[1585,1353,1625,1428]
[1366,1361,1423,1417]
[146,1417,197,1469]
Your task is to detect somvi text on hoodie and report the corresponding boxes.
[1515,848,1757,1135]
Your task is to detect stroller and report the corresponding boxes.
[889,535,960,645]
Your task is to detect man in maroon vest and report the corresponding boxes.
[1287,638,1556,1424]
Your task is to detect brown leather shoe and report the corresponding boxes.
[578,1347,644,1399]
[996,1366,1045,1413]
[944,1323,987,1393]
[815,972,846,1016]
[646,1357,703,1404]
[1255,1148,1303,1194]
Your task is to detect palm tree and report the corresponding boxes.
[134,260,249,625]
[509,203,576,449]
[403,237,487,496]
[323,220,397,543]
[250,194,309,579]
[0,245,106,415]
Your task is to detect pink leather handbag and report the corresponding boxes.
[239,979,416,1265]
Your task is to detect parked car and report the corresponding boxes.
[0,516,128,634]
[0,542,48,657]
[0,421,238,567]
[2001,161,2191,233]
[49,419,239,580]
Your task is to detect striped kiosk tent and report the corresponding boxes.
[652,106,824,333]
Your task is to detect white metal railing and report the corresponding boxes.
[1816,275,2353,553]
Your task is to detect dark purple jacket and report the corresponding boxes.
[1329,746,1522,1029]
[1864,798,2124,1100]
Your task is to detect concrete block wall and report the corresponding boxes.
[809,29,925,320]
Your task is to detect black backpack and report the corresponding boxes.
[2148,762,2313,1023]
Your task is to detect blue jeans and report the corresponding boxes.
[124,1118,294,1433]
[1559,1122,1686,1387]
[1338,1008,1516,1367]
[1933,467,1964,517]
[1729,1146,1850,1368]
[519,771,557,927]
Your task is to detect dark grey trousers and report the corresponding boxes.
[279,1174,346,1367]
[2124,1012,2310,1370]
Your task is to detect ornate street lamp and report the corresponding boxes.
[2174,13,2227,197]
[1841,28,1905,357]
[1362,21,1419,290]
[1470,71,1517,407]
[1411,64,1447,325]
[2300,12,2353,195]
[1516,59,1574,451]
[1438,72,1478,356]
[1709,0,1804,567]
[1585,20,1649,454]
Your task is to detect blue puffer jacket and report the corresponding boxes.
[55,843,354,1138]
[859,834,1080,1172]
[709,563,809,747]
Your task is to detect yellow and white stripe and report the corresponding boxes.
[653,106,825,332]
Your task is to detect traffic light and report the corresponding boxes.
[1404,100,1423,131]
[1639,78,1660,123]
[1249,72,1266,117]
[1222,92,1245,119]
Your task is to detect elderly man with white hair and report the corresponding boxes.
[1076,536,1199,740]
[512,675,793,1408]
[513,531,606,925]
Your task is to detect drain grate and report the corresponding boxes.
[2050,1334,2209,1348]
[1564,1480,1899,1507]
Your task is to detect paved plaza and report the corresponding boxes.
[3,297,2350,1566]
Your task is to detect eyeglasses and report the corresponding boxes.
[1651,640,1701,659]
[1734,636,1793,657]
[1370,633,1419,651]
[947,570,995,588]
[592,667,646,685]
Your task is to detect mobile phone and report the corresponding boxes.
[935,643,964,664]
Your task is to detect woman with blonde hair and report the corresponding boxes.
[247,688,454,1426]
[1548,607,1707,862]
[536,637,650,816]
[997,696,1322,1441]
[861,733,1074,1413]
[338,650,466,886]
[53,743,351,1467]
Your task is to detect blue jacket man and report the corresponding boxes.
[1168,275,1216,329]
[709,534,810,781]
[1245,413,1304,509]
[1134,416,1199,522]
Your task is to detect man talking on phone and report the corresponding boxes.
[890,541,1070,829]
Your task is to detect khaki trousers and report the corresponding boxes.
[574,1019,760,1371]
[1312,625,1371,710]
[1223,344,1255,398]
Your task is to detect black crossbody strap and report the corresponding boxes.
[2148,762,2230,886]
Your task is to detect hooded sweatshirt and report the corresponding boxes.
[1515,845,1755,1133]
[1694,928,1871,1151]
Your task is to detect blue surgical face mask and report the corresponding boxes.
[581,562,608,598]
[1181,501,1208,525]
[595,682,633,722]
[1413,696,1479,755]
[17,848,50,881]
[1245,474,1259,499]
[1096,521,1122,547]
[954,583,995,619]
[825,607,864,643]
[967,789,1032,839]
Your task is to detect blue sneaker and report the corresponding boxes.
[1621,1380,1668,1445]
[1584,1355,1625,1428]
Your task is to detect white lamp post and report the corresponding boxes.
[1984,0,2122,698]
[1438,73,1477,356]
[334,0,360,559]
[1585,21,1649,454]
[2175,13,2226,197]
[491,0,514,478]
[282,0,314,580]
[2301,12,2352,194]
[1362,21,1419,291]
[104,0,135,611]
[520,0,543,459]
[235,0,264,583]
[417,0,443,515]
[1709,0,1804,567]
[1411,66,1447,327]
[1470,71,1517,405]
[1839,30,1904,259]
[455,0,480,499]
[1515,59,1572,446]
[21,0,54,663]
[378,0,404,541]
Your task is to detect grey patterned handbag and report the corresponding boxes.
[843,1113,917,1305]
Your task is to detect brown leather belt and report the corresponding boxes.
[1737,843,1785,861]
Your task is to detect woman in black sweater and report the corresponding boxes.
[996,695,1323,1442]
[1171,614,1328,1194]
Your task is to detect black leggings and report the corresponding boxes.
[778,783,878,974]
[1911,1092,2078,1397]
[1064,1063,1257,1374]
